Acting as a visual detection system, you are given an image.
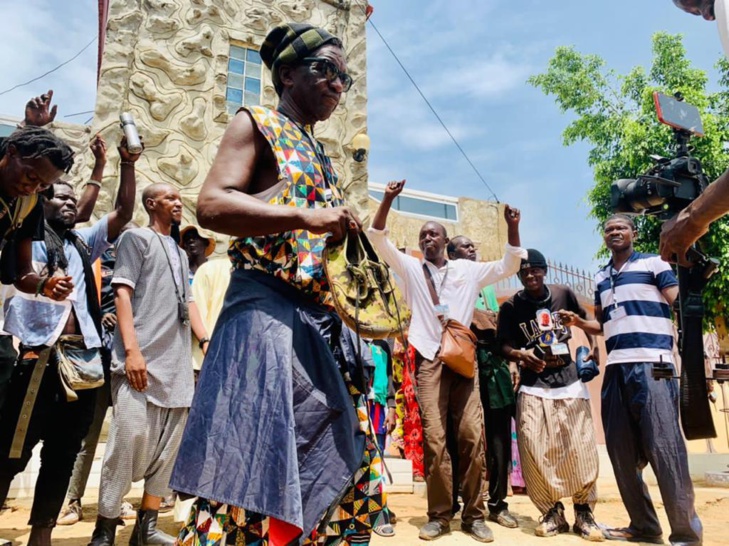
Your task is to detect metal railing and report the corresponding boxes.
[495,259,596,301]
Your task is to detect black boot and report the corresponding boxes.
[88,515,119,546]
[27,526,52,546]
[129,509,175,546]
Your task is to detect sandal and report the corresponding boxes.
[373,523,396,537]
[604,527,663,544]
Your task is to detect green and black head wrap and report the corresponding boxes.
[260,22,342,96]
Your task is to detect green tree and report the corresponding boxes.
[529,32,729,325]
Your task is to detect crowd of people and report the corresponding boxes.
[0,4,722,544]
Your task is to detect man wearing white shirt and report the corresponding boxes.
[368,180,525,543]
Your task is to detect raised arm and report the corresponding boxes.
[76,134,107,223]
[471,205,526,288]
[105,136,141,241]
[196,111,359,242]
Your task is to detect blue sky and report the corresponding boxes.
[0,0,723,272]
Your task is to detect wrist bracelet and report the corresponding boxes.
[120,161,135,166]
[199,337,210,349]
[85,180,102,188]
[35,277,48,297]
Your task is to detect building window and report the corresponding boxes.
[0,123,15,138]
[369,190,458,221]
[226,45,262,115]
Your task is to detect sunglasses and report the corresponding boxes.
[301,57,353,92]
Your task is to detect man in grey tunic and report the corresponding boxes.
[89,183,209,546]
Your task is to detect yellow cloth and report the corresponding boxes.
[191,259,232,371]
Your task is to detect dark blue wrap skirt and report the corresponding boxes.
[169,268,366,536]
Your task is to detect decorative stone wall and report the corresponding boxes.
[79,0,369,241]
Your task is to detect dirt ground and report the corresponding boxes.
[1,482,728,545]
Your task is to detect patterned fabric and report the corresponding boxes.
[510,419,525,488]
[176,376,384,546]
[229,106,345,307]
[400,343,424,478]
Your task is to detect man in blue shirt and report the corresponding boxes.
[564,214,702,546]
[0,139,139,546]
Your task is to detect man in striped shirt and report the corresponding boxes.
[563,214,702,545]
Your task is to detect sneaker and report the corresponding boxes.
[461,520,494,543]
[57,500,82,526]
[535,502,569,537]
[574,509,605,542]
[419,521,450,541]
[120,501,136,520]
[488,508,519,529]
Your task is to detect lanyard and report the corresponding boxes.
[152,230,186,305]
[609,265,624,307]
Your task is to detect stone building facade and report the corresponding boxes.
[55,0,370,247]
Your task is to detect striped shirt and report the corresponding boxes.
[594,252,677,366]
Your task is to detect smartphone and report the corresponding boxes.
[653,92,704,136]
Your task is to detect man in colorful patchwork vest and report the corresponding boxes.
[169,23,386,546]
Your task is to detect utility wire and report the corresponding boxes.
[358,3,500,202]
[64,110,95,118]
[0,37,97,97]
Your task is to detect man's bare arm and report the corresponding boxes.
[660,168,729,265]
[196,111,359,241]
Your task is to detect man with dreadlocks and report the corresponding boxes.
[0,109,75,413]
[0,136,139,546]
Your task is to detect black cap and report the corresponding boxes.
[520,249,548,271]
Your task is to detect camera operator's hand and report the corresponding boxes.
[516,348,546,373]
[119,135,144,163]
[23,90,58,127]
[659,208,708,267]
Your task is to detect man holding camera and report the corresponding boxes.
[563,214,702,545]
[498,249,603,542]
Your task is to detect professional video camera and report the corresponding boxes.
[609,92,726,440]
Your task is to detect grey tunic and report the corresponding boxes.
[111,227,194,408]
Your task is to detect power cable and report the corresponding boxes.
[357,3,500,202]
[0,37,97,97]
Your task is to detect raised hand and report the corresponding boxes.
[504,204,521,227]
[119,135,144,163]
[24,90,58,127]
[384,180,406,200]
[90,134,107,164]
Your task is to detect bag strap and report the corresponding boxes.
[422,263,440,306]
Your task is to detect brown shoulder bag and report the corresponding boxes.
[422,263,477,378]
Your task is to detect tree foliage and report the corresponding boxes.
[529,33,729,325]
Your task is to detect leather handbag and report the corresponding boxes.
[324,232,411,339]
[422,264,477,378]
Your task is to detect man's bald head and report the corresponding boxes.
[142,183,175,213]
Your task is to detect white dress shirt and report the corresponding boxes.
[367,227,527,360]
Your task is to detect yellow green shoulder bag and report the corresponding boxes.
[324,232,411,339]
